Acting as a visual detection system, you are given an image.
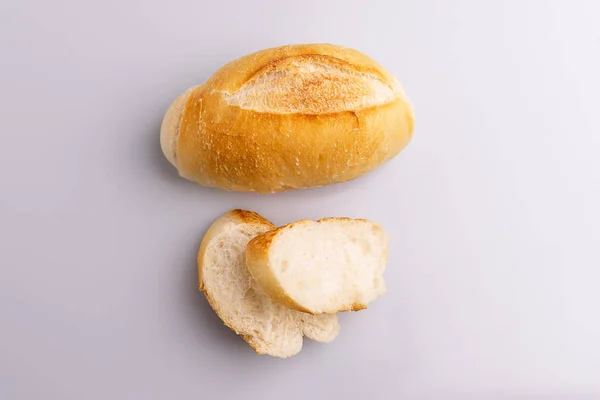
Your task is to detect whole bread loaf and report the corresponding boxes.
[161,43,414,193]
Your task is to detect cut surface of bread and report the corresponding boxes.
[246,218,388,314]
[198,210,339,358]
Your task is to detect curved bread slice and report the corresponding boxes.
[198,210,339,358]
[246,218,388,314]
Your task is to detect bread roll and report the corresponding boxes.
[161,43,414,193]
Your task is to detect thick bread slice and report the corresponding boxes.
[246,218,388,314]
[198,210,339,358]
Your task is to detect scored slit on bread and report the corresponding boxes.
[246,217,388,315]
[198,209,340,358]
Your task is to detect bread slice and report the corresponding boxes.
[198,210,340,358]
[245,218,388,314]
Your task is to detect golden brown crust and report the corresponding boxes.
[350,303,368,312]
[229,209,274,227]
[168,43,414,193]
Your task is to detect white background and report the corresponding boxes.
[1,1,599,399]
